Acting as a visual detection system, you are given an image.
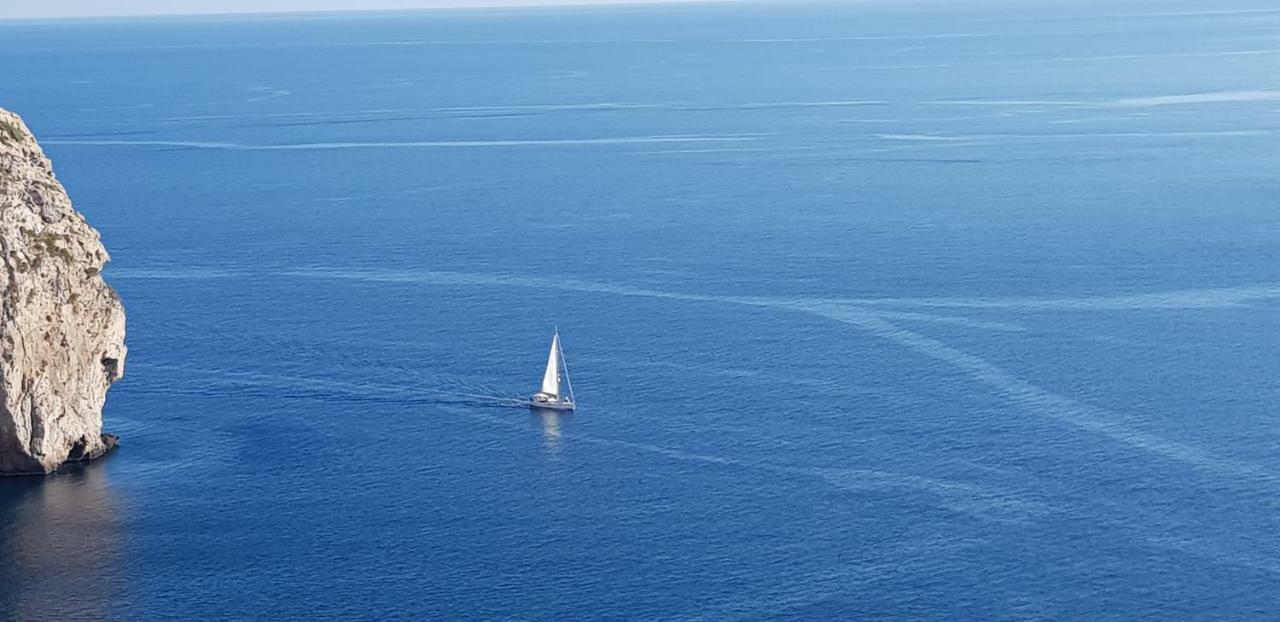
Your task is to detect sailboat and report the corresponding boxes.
[529,328,576,411]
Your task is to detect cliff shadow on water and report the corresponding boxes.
[0,465,125,616]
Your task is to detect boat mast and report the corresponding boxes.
[557,328,575,404]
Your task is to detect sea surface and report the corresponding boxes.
[2,1,1279,619]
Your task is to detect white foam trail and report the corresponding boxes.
[455,99,889,111]
[281,267,1278,484]
[292,267,1280,315]
[348,33,987,46]
[521,427,1046,522]
[930,88,1280,110]
[245,86,291,103]
[1110,89,1280,108]
[148,99,886,124]
[43,140,231,149]
[867,310,1026,332]
[289,267,1280,313]
[926,99,1088,107]
[290,264,1280,483]
[829,284,1280,311]
[875,130,1269,142]
[1048,116,1151,125]
[281,267,740,306]
[143,352,1046,521]
[140,358,1044,521]
[800,304,1279,485]
[159,108,419,122]
[1039,48,1280,63]
[851,63,958,70]
[636,147,771,155]
[877,133,972,141]
[712,99,886,108]
[731,33,988,42]
[889,45,926,55]
[1121,7,1280,17]
[44,134,768,150]
[435,101,663,113]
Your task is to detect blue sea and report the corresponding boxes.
[2,1,1279,619]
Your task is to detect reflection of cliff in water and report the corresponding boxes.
[0,465,123,618]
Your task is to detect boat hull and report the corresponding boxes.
[528,396,575,411]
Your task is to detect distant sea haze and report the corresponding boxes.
[4,0,1279,619]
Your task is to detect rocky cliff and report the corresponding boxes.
[0,109,126,474]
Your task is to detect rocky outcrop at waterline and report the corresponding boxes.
[0,109,126,474]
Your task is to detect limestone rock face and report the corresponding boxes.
[0,109,126,474]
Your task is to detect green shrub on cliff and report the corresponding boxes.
[0,120,22,142]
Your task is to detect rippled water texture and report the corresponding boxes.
[2,1,1278,619]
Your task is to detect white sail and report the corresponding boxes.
[540,332,561,397]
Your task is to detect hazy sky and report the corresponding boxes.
[2,0,723,20]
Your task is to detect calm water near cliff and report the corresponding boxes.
[2,1,1279,619]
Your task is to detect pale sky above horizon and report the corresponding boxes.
[1,0,733,20]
